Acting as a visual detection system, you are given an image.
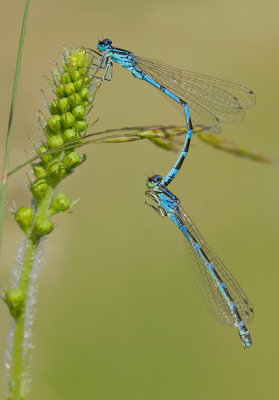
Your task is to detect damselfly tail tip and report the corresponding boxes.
[238,327,252,349]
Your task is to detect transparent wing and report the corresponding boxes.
[136,56,255,133]
[154,91,223,133]
[176,206,254,326]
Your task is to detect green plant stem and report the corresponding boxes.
[10,185,54,400]
[0,0,31,259]
[10,239,35,400]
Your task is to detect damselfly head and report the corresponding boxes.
[97,39,112,52]
[146,175,162,188]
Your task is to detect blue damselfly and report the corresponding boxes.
[91,39,255,186]
[145,174,254,348]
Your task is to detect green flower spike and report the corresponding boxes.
[7,47,100,399]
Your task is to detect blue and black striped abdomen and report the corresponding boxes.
[172,207,254,327]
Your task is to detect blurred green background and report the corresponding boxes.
[1,0,278,399]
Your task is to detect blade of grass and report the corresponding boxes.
[7,125,191,176]
[0,0,31,259]
[8,125,274,179]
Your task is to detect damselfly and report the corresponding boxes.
[145,174,254,348]
[91,39,255,187]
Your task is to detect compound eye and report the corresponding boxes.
[97,39,112,52]
[146,175,162,187]
[99,39,112,47]
[152,175,162,183]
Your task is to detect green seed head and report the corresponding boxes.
[38,145,53,164]
[83,76,90,86]
[32,164,48,179]
[49,100,59,115]
[71,51,87,68]
[57,97,70,113]
[63,128,78,142]
[48,115,62,134]
[74,119,87,132]
[79,87,89,100]
[64,151,80,169]
[30,47,95,208]
[33,216,53,237]
[64,82,75,97]
[73,78,84,92]
[56,84,65,98]
[51,193,71,213]
[62,72,72,84]
[48,134,64,148]
[60,112,75,129]
[49,162,67,179]
[72,105,86,119]
[68,93,82,108]
[71,70,81,82]
[5,288,25,319]
[82,100,89,108]
[31,178,48,201]
[15,207,34,233]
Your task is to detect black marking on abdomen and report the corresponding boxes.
[176,154,186,170]
[185,137,191,152]
[199,247,211,264]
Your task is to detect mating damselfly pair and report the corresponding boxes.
[90,39,255,347]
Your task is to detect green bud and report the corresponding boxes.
[48,134,64,148]
[49,100,59,115]
[34,216,53,237]
[31,178,48,201]
[71,70,81,81]
[82,101,89,108]
[68,93,82,108]
[72,105,86,119]
[15,207,33,233]
[63,128,78,142]
[47,115,62,134]
[5,288,25,319]
[69,55,78,67]
[57,97,70,113]
[33,164,48,178]
[83,76,90,85]
[56,84,65,98]
[44,124,53,136]
[73,79,84,92]
[51,193,70,212]
[76,51,87,66]
[79,87,89,100]
[64,82,75,96]
[38,145,52,164]
[74,119,87,132]
[62,72,72,84]
[49,162,66,179]
[64,151,80,169]
[60,112,75,129]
